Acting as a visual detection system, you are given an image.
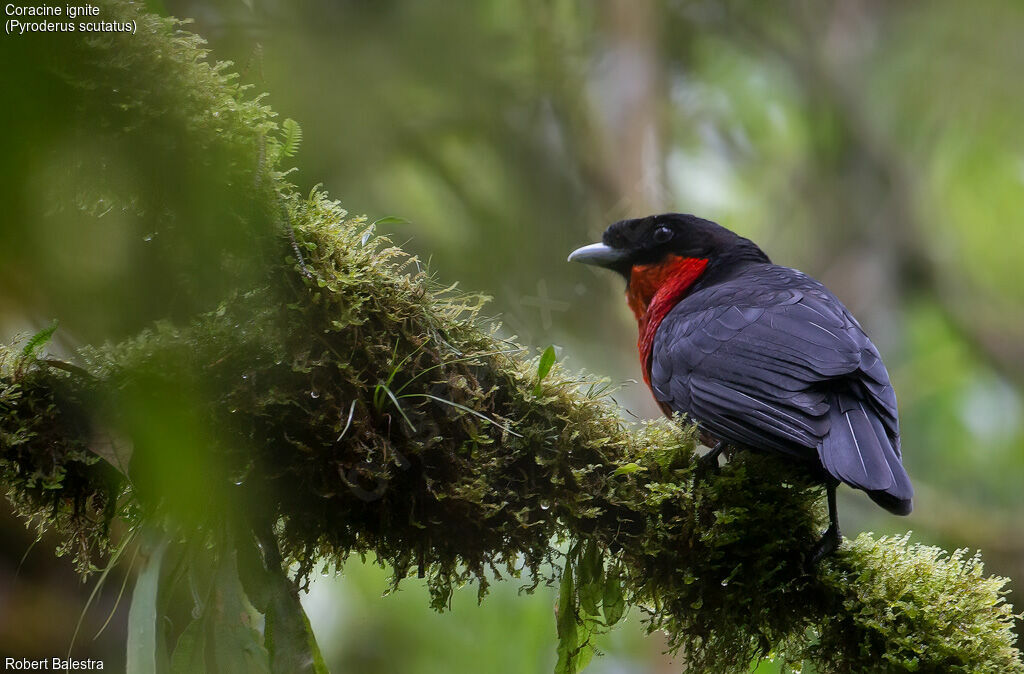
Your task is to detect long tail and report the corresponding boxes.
[818,393,913,515]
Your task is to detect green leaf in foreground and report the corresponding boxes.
[169,618,206,674]
[211,552,270,674]
[126,536,169,674]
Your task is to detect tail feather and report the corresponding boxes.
[819,393,913,515]
[865,403,913,514]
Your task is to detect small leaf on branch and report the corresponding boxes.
[534,345,557,396]
[612,462,643,477]
[371,216,410,226]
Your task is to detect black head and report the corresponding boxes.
[568,213,769,278]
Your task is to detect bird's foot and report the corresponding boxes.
[697,441,725,475]
[806,523,842,570]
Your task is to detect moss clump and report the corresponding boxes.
[0,2,1021,672]
[618,448,824,671]
[0,348,126,573]
[810,534,1023,673]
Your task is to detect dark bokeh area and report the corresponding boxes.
[1,1,1023,671]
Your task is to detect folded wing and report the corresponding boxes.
[648,269,911,513]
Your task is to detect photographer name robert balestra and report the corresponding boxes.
[4,658,103,671]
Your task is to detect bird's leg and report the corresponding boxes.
[698,440,725,472]
[808,481,842,568]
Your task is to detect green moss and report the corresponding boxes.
[811,534,1023,673]
[0,2,1020,672]
[0,347,126,574]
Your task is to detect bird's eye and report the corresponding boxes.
[653,226,673,244]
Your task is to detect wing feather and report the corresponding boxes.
[649,265,912,512]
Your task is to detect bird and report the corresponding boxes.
[568,213,912,563]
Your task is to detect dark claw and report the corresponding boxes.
[807,522,842,568]
[697,441,725,473]
[806,480,843,570]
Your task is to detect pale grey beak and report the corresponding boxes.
[567,242,629,268]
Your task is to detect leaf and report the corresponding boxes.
[578,540,604,616]
[258,548,328,674]
[612,462,643,477]
[211,552,271,674]
[602,564,625,627]
[400,392,522,437]
[533,345,557,396]
[236,532,273,614]
[88,425,134,477]
[536,345,556,381]
[20,320,58,361]
[300,609,330,674]
[575,633,595,672]
[69,530,138,658]
[381,384,417,432]
[280,119,302,158]
[265,597,329,674]
[370,216,409,226]
[169,618,206,674]
[554,555,578,674]
[127,535,169,674]
[168,544,272,674]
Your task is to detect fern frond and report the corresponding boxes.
[20,321,58,361]
[280,118,302,158]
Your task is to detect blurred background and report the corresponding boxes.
[2,0,1023,671]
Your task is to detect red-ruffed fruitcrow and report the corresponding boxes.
[569,214,912,562]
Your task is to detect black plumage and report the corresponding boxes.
[649,264,912,515]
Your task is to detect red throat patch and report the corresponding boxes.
[627,255,709,387]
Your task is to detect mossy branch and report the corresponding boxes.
[0,2,1020,672]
